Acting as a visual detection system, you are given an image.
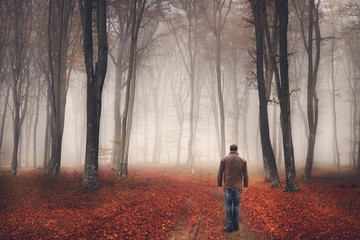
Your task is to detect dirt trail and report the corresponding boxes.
[213,189,258,240]
[167,181,258,240]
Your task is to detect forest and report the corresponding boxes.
[0,0,360,239]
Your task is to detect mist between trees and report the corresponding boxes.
[0,0,359,189]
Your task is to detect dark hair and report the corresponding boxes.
[230,144,238,152]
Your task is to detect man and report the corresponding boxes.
[217,144,248,233]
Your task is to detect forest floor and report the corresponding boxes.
[0,164,359,239]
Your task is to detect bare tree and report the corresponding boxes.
[250,0,281,188]
[80,0,108,188]
[46,0,76,177]
[200,0,232,157]
[8,0,33,174]
[117,0,146,177]
[108,0,132,170]
[292,0,321,181]
[327,3,340,171]
[170,69,190,165]
[163,0,198,173]
[275,0,299,192]
[0,1,11,154]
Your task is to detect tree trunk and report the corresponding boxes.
[46,0,73,177]
[0,84,10,152]
[276,0,299,192]
[142,83,149,163]
[216,31,226,158]
[10,95,20,174]
[304,0,321,181]
[187,31,196,173]
[43,88,51,169]
[230,43,239,144]
[25,102,34,167]
[8,0,31,175]
[330,30,340,172]
[242,81,250,160]
[80,0,108,189]
[33,80,41,170]
[152,91,160,163]
[251,0,281,188]
[111,64,123,170]
[118,0,145,178]
[352,93,357,167]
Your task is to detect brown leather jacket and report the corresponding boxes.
[217,152,248,189]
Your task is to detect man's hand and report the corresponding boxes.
[218,187,223,191]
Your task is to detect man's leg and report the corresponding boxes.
[224,188,234,231]
[232,189,242,231]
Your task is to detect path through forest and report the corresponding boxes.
[2,165,358,239]
[0,166,258,239]
[145,167,258,240]
[167,181,257,240]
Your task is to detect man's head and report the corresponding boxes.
[230,144,238,152]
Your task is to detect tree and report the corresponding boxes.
[46,0,76,177]
[250,0,281,188]
[170,69,190,165]
[117,0,146,177]
[164,0,198,173]
[108,0,132,170]
[292,0,321,181]
[80,0,108,188]
[340,1,360,172]
[200,0,232,157]
[327,2,340,172]
[275,0,299,192]
[0,1,11,154]
[8,0,33,174]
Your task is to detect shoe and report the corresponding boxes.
[223,227,232,233]
[233,227,239,231]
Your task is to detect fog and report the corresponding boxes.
[0,0,359,177]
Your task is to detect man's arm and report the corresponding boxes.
[217,160,225,191]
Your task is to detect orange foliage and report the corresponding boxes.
[242,176,360,239]
[0,168,225,239]
[1,167,359,239]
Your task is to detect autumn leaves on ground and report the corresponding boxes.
[0,165,359,239]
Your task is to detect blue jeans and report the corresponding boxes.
[224,188,242,230]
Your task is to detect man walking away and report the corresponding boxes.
[217,144,248,233]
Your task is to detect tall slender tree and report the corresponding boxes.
[46,0,75,177]
[275,0,299,192]
[164,0,198,173]
[108,0,132,170]
[8,0,33,175]
[80,0,108,188]
[117,0,146,177]
[292,0,321,181]
[200,0,232,157]
[250,0,281,188]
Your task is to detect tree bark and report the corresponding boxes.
[33,78,41,169]
[9,0,32,175]
[43,86,51,169]
[303,0,321,181]
[330,27,340,172]
[276,0,299,192]
[0,85,10,152]
[80,0,108,189]
[250,0,281,188]
[46,0,74,177]
[111,64,123,170]
[118,0,146,177]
